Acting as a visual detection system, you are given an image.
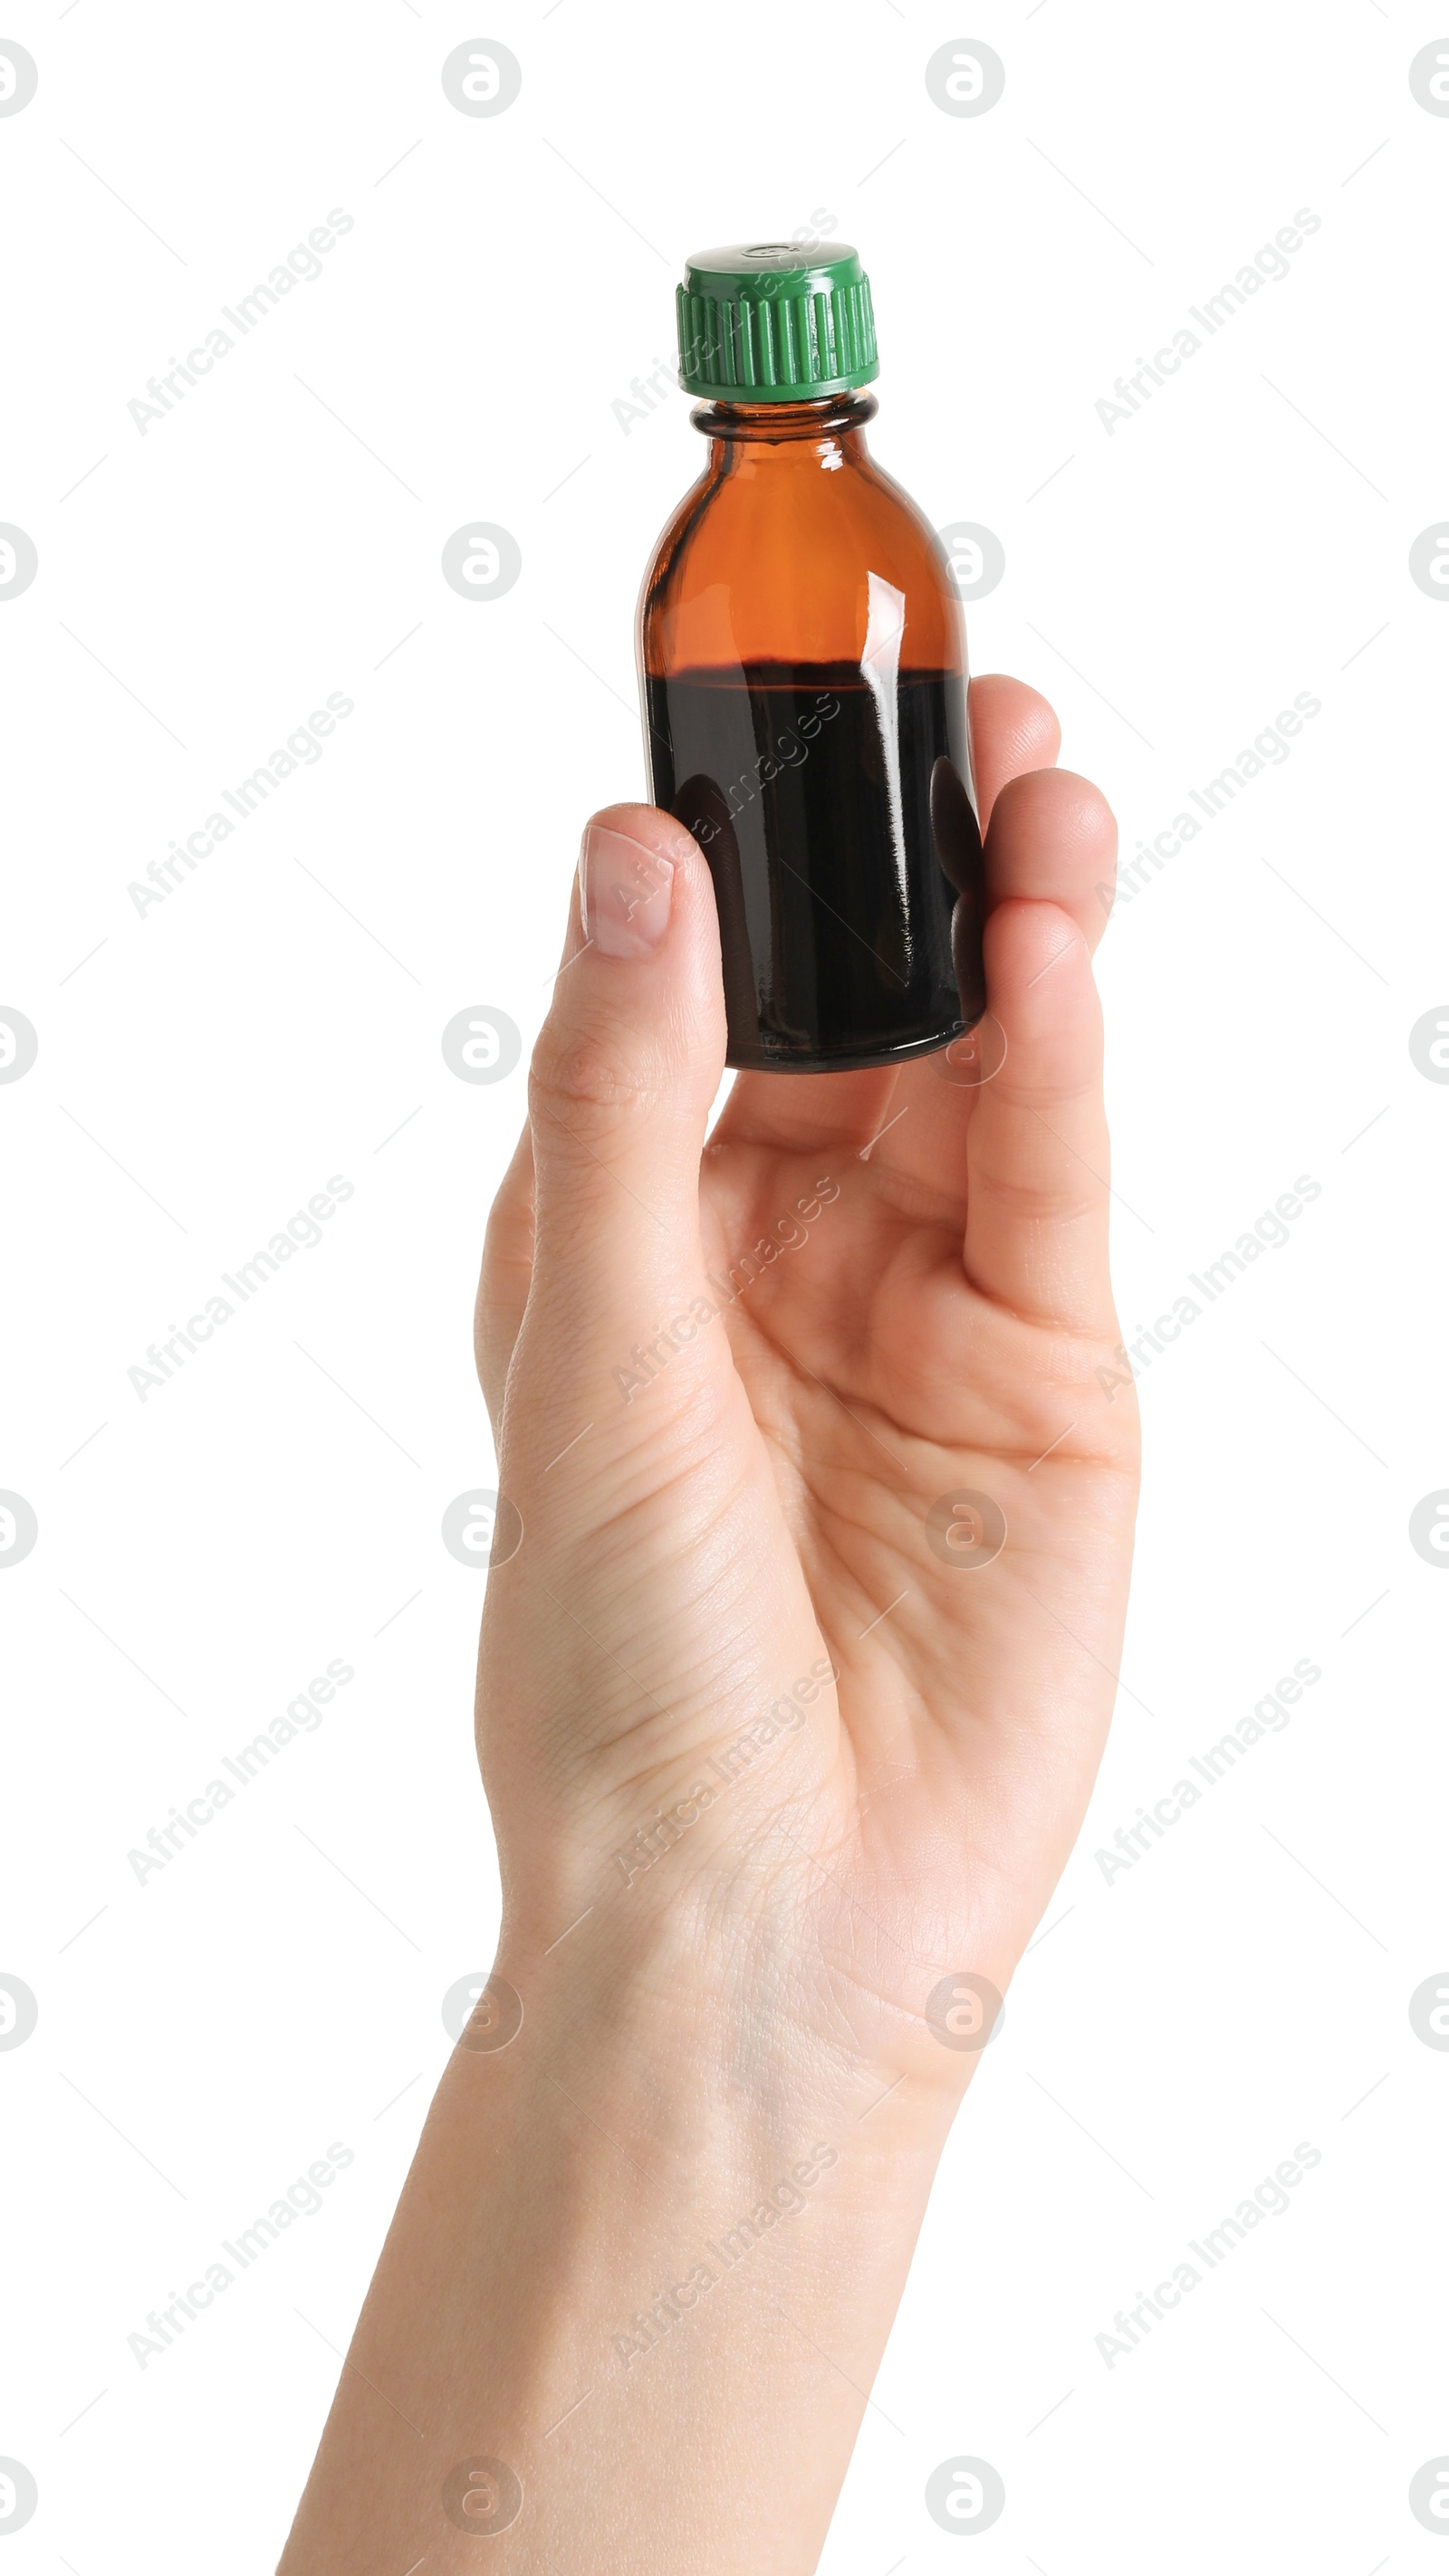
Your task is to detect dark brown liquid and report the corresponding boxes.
[645,663,984,1072]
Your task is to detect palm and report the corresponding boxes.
[694,1082,1134,1978]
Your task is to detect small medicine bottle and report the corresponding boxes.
[638,240,984,1074]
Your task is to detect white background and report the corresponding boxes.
[3,2,1447,2568]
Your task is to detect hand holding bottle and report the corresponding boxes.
[476,668,1137,2038]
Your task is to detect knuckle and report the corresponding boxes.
[980,1164,1102,1223]
[529,1024,656,1144]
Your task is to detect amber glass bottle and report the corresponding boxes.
[638,242,984,1074]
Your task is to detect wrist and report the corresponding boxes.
[439,1945,953,2418]
[286,1821,964,2571]
[489,1864,963,2220]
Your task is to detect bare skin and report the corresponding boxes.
[279,674,1138,2573]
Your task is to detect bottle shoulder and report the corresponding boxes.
[638,442,963,677]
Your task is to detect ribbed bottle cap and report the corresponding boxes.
[676,242,878,403]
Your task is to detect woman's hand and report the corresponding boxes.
[280,673,1138,2575]
[477,672,1137,2083]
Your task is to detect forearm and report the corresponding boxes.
[278,1920,953,2572]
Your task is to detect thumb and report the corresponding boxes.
[523,802,726,1364]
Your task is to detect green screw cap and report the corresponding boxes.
[676,241,878,404]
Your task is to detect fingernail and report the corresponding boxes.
[580,825,675,957]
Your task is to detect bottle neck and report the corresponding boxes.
[690,388,877,470]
